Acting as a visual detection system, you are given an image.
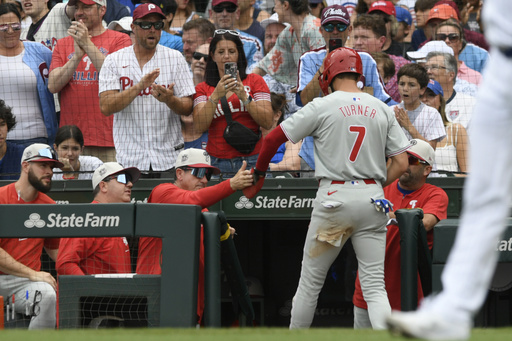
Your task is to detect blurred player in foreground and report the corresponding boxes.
[386,1,512,340]
[245,47,410,329]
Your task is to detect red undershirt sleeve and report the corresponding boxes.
[256,125,289,172]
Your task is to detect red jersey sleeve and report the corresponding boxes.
[148,181,235,207]
[56,238,97,275]
[44,238,60,250]
[49,37,70,72]
[247,74,271,101]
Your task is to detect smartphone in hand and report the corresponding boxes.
[329,38,343,52]
[224,62,237,79]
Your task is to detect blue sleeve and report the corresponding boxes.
[296,51,323,107]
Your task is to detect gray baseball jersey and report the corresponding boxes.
[281,91,410,183]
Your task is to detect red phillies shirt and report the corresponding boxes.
[193,74,271,159]
[136,180,235,321]
[353,179,448,311]
[50,30,132,147]
[0,183,60,274]
[56,200,131,275]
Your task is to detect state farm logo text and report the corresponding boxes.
[25,213,120,228]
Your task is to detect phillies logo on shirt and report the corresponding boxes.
[448,110,460,121]
[409,200,418,208]
[38,62,49,84]
[120,77,171,96]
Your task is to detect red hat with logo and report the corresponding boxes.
[133,3,166,21]
[368,1,396,17]
[212,0,237,7]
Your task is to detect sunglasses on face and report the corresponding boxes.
[193,51,209,61]
[0,22,22,32]
[183,167,213,181]
[133,21,164,30]
[214,29,240,37]
[436,33,460,42]
[105,173,133,185]
[322,23,348,33]
[120,29,132,36]
[408,155,429,166]
[212,4,237,13]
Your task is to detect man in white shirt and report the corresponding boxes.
[99,3,195,177]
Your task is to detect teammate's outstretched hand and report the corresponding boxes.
[229,161,254,191]
[371,198,394,214]
[242,168,265,199]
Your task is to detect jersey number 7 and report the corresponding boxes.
[348,125,366,163]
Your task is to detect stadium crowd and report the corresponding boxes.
[0,0,485,330]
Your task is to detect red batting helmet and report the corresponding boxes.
[319,47,363,95]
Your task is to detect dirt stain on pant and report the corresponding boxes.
[310,226,353,257]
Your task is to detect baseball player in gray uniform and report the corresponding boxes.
[387,1,512,339]
[244,47,410,329]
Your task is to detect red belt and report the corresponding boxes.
[331,179,377,185]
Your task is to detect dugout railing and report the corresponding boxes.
[0,203,226,328]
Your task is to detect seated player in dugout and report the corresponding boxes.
[56,162,141,276]
[136,148,253,323]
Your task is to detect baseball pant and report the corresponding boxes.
[290,180,391,329]
[0,275,56,329]
[424,48,512,325]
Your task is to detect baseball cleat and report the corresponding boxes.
[386,310,470,340]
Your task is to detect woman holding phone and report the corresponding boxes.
[192,29,272,177]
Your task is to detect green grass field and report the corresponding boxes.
[1,328,511,341]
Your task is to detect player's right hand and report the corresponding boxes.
[29,271,57,291]
[242,168,265,199]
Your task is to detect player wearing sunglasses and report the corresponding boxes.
[56,162,141,277]
[353,139,448,328]
[137,148,254,323]
[0,143,64,329]
[99,3,194,176]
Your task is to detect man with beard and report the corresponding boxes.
[352,139,448,328]
[0,143,63,329]
[99,3,194,177]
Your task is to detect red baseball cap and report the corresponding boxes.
[368,1,396,17]
[426,4,459,24]
[132,3,166,21]
[212,0,237,7]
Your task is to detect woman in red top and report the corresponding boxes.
[192,29,272,177]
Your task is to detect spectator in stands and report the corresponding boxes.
[352,13,409,102]
[235,0,269,42]
[192,30,272,176]
[309,0,324,19]
[353,139,449,328]
[434,18,481,85]
[458,0,483,33]
[151,0,184,52]
[209,0,263,72]
[0,143,63,329]
[52,125,103,180]
[137,148,253,323]
[169,0,199,35]
[407,40,478,97]
[393,63,445,150]
[252,0,324,86]
[260,12,287,55]
[20,0,75,50]
[0,99,24,180]
[263,92,301,173]
[182,43,209,150]
[372,51,395,85]
[7,0,31,30]
[108,16,136,44]
[368,0,411,58]
[182,18,215,65]
[421,79,469,175]
[423,1,489,51]
[411,0,438,51]
[103,0,131,26]
[49,0,132,163]
[99,4,195,177]
[425,51,475,130]
[0,3,58,148]
[56,162,140,276]
[394,5,412,51]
